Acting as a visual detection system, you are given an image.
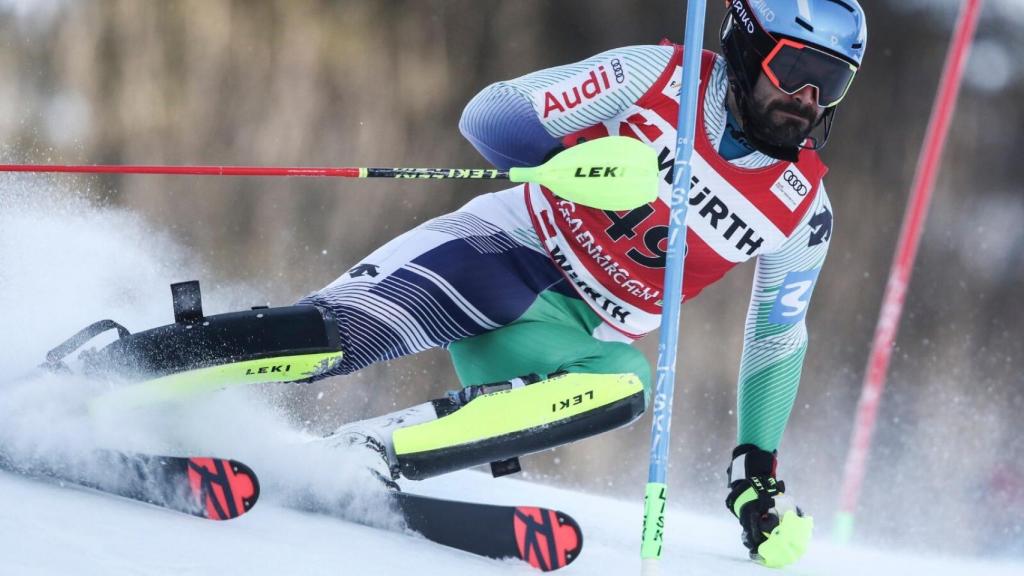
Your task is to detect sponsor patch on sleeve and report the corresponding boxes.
[769,268,821,324]
[532,59,627,121]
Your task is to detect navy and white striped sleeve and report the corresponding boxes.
[459,85,561,170]
[459,45,674,170]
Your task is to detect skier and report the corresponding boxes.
[300,0,867,566]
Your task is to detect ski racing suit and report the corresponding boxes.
[299,44,832,466]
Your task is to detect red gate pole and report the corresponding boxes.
[834,0,984,543]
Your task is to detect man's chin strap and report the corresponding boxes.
[798,107,835,153]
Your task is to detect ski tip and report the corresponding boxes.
[226,459,261,515]
[186,457,260,521]
[513,507,584,572]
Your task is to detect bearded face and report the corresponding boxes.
[743,73,825,150]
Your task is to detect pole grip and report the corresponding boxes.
[641,482,668,559]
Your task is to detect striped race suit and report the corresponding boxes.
[300,44,834,452]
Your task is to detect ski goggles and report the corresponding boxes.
[761,38,859,108]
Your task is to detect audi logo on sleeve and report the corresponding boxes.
[770,166,813,211]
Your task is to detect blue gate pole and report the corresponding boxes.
[640,1,708,573]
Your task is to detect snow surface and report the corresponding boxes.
[2,176,1022,576]
[2,466,1023,576]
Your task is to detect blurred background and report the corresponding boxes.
[0,0,1020,559]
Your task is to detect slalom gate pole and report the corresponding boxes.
[0,137,662,212]
[640,1,707,574]
[833,0,983,544]
[0,163,508,179]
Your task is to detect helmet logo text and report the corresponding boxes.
[750,0,776,23]
[731,0,757,34]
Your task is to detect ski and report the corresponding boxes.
[0,449,260,520]
[390,492,583,571]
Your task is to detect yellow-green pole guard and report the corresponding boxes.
[509,136,658,211]
[641,482,668,559]
[756,511,814,568]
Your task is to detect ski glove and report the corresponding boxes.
[725,444,813,568]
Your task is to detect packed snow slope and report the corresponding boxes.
[2,180,1021,576]
[1,466,1021,576]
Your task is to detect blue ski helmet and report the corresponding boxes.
[721,0,868,156]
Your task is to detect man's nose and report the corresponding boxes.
[792,84,820,107]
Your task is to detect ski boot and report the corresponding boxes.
[321,403,437,491]
[325,371,645,482]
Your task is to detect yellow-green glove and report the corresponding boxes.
[725,444,814,568]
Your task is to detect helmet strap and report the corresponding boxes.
[798,107,836,152]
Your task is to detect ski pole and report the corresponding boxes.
[641,1,707,574]
[833,0,983,544]
[0,136,658,212]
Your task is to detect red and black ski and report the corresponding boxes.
[0,449,259,520]
[392,492,583,571]
[182,456,261,520]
